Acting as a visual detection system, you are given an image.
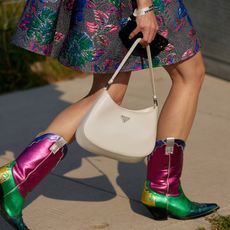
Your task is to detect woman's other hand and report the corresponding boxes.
[129,1,158,47]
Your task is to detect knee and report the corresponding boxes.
[193,62,206,88]
[85,87,125,105]
[109,92,124,105]
[170,61,206,90]
[108,83,129,105]
[83,89,103,107]
[86,72,131,105]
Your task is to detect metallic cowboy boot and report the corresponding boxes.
[141,137,219,220]
[0,133,67,229]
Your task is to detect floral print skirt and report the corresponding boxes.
[11,0,201,73]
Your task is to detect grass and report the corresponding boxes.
[0,0,78,94]
[196,214,230,230]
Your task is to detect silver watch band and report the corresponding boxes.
[133,5,154,17]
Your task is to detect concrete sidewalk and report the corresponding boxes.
[0,68,229,230]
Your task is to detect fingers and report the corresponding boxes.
[141,30,152,47]
[130,13,159,47]
[141,24,158,47]
[129,27,155,47]
[132,27,157,48]
[129,27,141,40]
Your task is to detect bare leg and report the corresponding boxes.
[157,52,205,141]
[0,72,132,229]
[142,52,219,220]
[42,71,132,143]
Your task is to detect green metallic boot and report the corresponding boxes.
[141,137,219,220]
[0,162,27,229]
[0,133,67,229]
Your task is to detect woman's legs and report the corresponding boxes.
[0,71,132,229]
[157,51,205,140]
[42,71,132,143]
[142,52,219,219]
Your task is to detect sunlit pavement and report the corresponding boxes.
[0,68,229,230]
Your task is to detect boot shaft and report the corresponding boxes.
[0,133,67,229]
[12,133,67,197]
[147,137,185,196]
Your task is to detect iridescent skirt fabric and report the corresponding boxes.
[11,0,201,73]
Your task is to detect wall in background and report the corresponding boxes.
[184,0,230,81]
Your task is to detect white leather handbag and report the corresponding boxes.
[76,38,158,163]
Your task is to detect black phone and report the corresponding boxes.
[119,15,168,57]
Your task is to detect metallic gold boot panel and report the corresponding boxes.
[0,162,25,219]
[141,180,156,207]
[0,163,11,184]
[141,180,219,219]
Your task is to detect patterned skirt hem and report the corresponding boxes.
[11,39,201,74]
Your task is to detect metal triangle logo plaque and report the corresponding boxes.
[121,115,130,123]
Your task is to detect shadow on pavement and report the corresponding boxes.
[117,161,153,219]
[0,83,115,208]
[0,81,151,220]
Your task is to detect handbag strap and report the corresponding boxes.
[105,38,158,107]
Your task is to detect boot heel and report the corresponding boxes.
[145,205,168,220]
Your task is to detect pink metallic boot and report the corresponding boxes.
[0,133,67,229]
[141,137,219,220]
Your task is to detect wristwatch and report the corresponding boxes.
[133,5,154,17]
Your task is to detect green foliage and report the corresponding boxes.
[0,0,77,94]
[195,214,230,230]
[0,39,47,93]
[207,214,230,230]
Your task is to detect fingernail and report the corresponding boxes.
[129,35,132,39]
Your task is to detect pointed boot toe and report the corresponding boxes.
[13,217,30,230]
[185,202,220,219]
[142,138,220,221]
